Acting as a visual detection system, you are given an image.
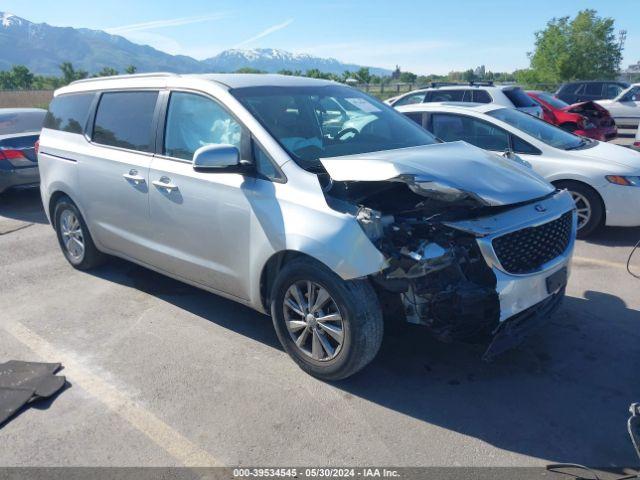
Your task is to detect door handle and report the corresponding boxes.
[152,176,178,192]
[123,169,146,185]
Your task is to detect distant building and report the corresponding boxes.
[626,61,640,73]
[391,65,401,80]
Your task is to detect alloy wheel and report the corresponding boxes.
[570,190,592,231]
[283,281,344,361]
[60,209,85,262]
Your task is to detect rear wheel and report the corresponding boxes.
[54,197,106,270]
[271,257,383,380]
[554,181,603,238]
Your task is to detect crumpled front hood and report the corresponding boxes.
[320,142,554,206]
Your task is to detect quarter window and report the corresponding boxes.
[164,92,242,160]
[393,92,426,106]
[511,135,540,155]
[432,113,509,151]
[93,91,158,152]
[43,93,94,134]
[403,112,424,126]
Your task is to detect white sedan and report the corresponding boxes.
[396,102,640,237]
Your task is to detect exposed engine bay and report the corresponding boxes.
[322,176,502,343]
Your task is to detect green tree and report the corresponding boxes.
[95,67,118,77]
[235,67,265,74]
[10,65,34,89]
[529,9,623,83]
[125,65,137,74]
[399,71,417,83]
[355,67,371,84]
[59,62,88,84]
[462,69,476,83]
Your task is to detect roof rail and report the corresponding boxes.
[430,81,461,88]
[69,72,179,85]
[469,80,494,86]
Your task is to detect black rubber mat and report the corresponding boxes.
[0,361,67,427]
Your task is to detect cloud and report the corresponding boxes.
[106,13,228,34]
[233,19,294,48]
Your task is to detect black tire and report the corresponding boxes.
[554,181,604,238]
[53,196,106,270]
[270,257,383,381]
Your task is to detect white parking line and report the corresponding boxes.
[2,321,220,467]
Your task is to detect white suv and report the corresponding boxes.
[38,73,575,379]
[387,83,543,118]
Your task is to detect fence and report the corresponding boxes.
[0,90,54,108]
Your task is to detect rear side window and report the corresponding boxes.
[426,90,467,102]
[403,112,424,126]
[585,83,603,96]
[43,94,94,134]
[503,88,538,108]
[0,110,45,135]
[93,91,158,152]
[472,90,492,103]
[431,113,509,151]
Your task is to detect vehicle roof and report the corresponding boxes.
[0,108,46,114]
[61,72,337,93]
[560,80,629,85]
[397,101,502,114]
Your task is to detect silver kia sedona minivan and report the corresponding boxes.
[39,73,576,379]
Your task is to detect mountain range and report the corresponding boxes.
[0,12,390,77]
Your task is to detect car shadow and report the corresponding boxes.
[0,188,48,225]
[585,226,640,247]
[88,259,640,468]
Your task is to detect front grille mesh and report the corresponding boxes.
[492,211,573,274]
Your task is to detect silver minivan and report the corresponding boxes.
[39,73,576,379]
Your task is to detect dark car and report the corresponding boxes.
[0,108,45,195]
[556,81,629,104]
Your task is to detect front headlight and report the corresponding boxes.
[605,175,640,187]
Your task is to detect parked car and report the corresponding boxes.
[385,82,544,118]
[526,90,617,141]
[595,83,640,137]
[555,80,629,104]
[634,123,640,151]
[39,73,576,379]
[397,102,640,237]
[0,108,46,195]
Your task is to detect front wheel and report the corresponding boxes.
[555,181,604,238]
[271,257,383,381]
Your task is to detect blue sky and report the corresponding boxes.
[3,0,638,74]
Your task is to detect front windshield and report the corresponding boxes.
[231,85,438,170]
[487,107,588,150]
[535,92,569,110]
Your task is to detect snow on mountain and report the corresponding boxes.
[0,12,391,77]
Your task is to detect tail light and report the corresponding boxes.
[0,148,26,161]
[634,141,640,148]
[34,140,40,156]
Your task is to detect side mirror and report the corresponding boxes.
[192,144,241,172]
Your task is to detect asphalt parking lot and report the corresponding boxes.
[0,188,639,469]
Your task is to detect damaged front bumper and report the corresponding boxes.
[446,190,576,322]
[371,189,576,359]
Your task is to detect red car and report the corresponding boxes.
[526,90,617,141]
